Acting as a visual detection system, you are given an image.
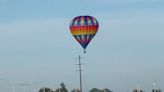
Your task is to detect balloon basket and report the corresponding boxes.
[83,50,86,54]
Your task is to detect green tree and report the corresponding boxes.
[90,88,112,92]
[132,89,143,92]
[101,88,112,92]
[71,88,80,92]
[89,88,101,92]
[55,82,68,92]
[133,89,138,92]
[39,87,54,92]
[152,89,162,92]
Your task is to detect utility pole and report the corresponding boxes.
[77,55,83,92]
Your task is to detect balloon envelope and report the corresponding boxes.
[69,15,99,53]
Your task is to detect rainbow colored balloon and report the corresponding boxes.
[69,15,99,53]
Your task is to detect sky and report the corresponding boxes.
[0,0,164,92]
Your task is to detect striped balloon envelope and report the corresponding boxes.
[69,15,99,53]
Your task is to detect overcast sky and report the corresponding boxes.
[0,0,164,92]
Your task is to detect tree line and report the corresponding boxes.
[38,82,112,92]
[39,82,162,92]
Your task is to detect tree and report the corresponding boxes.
[132,89,143,92]
[89,88,112,92]
[153,89,162,92]
[101,88,112,92]
[133,89,138,92]
[39,87,54,92]
[71,88,80,92]
[55,82,68,92]
[89,88,101,92]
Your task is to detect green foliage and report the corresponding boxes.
[132,89,143,92]
[71,88,80,92]
[89,88,112,92]
[90,88,101,92]
[153,89,162,92]
[102,88,112,92]
[55,82,68,92]
[39,88,54,92]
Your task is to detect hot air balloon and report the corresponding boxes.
[69,15,99,53]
